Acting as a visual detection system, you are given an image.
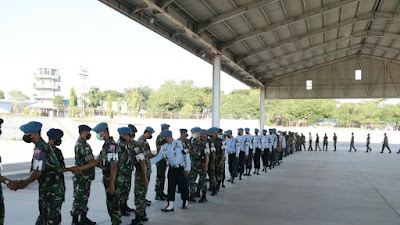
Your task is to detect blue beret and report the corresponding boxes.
[238,128,243,131]
[92,122,108,132]
[255,128,259,132]
[179,129,188,133]
[118,127,132,135]
[161,123,170,128]
[201,129,207,135]
[262,129,267,132]
[191,127,201,132]
[78,125,91,131]
[269,129,273,131]
[128,124,137,133]
[245,128,250,132]
[161,130,172,138]
[47,128,64,140]
[20,121,42,133]
[225,130,232,134]
[145,126,155,133]
[0,118,3,124]
[218,128,223,133]
[207,128,215,133]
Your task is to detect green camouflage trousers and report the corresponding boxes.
[0,186,4,225]
[207,164,216,189]
[215,162,224,184]
[103,180,122,225]
[117,170,132,204]
[274,149,280,162]
[189,166,207,195]
[155,159,166,194]
[70,177,92,216]
[134,167,150,216]
[36,186,64,225]
[144,163,151,197]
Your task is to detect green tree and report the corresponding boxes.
[106,94,112,117]
[0,90,4,99]
[88,86,102,108]
[8,90,29,101]
[117,97,122,116]
[102,90,124,101]
[180,104,195,118]
[53,95,65,108]
[68,88,78,118]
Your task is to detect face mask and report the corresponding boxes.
[217,134,223,139]
[147,134,153,139]
[120,136,125,142]
[130,133,136,138]
[192,133,198,139]
[23,134,33,143]
[86,133,91,140]
[161,139,167,145]
[55,139,62,146]
[96,133,104,141]
[0,129,2,136]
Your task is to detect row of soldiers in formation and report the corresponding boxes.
[0,118,303,225]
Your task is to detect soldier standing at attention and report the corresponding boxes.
[138,127,156,207]
[14,121,67,225]
[225,130,239,182]
[209,128,224,193]
[315,133,321,151]
[117,128,135,217]
[380,133,391,153]
[204,129,217,195]
[155,123,169,200]
[118,127,148,225]
[308,132,313,151]
[188,127,209,203]
[252,129,262,175]
[71,125,96,225]
[333,133,337,151]
[366,133,372,152]
[349,132,357,152]
[244,128,253,176]
[217,128,226,188]
[261,129,269,172]
[77,122,122,225]
[150,130,191,212]
[323,133,328,151]
[236,128,247,179]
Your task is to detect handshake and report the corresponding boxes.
[68,166,83,175]
[6,179,30,191]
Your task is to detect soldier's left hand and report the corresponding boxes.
[144,178,149,187]
[183,170,189,177]
[245,156,248,160]
[18,180,29,190]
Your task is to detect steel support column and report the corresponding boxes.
[260,87,266,130]
[212,54,221,127]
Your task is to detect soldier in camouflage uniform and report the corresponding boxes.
[118,127,149,225]
[204,129,217,196]
[15,121,67,225]
[117,130,134,216]
[155,123,169,200]
[209,128,224,193]
[78,123,122,225]
[137,126,155,219]
[70,125,96,225]
[188,127,209,203]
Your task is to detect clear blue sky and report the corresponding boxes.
[0,0,249,99]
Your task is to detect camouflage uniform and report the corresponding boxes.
[71,137,95,217]
[52,145,66,202]
[117,138,133,207]
[128,139,148,217]
[213,137,224,187]
[137,135,152,199]
[155,133,167,195]
[0,156,4,225]
[99,137,121,225]
[206,139,216,190]
[33,137,64,225]
[189,138,208,195]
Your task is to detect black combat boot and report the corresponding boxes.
[198,193,207,203]
[188,194,196,202]
[121,205,130,216]
[124,202,135,212]
[142,210,148,221]
[239,173,242,180]
[80,212,96,225]
[194,188,201,197]
[211,188,217,196]
[131,215,143,225]
[222,180,225,187]
[216,181,221,191]
[182,200,188,209]
[155,193,165,200]
[71,215,80,225]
